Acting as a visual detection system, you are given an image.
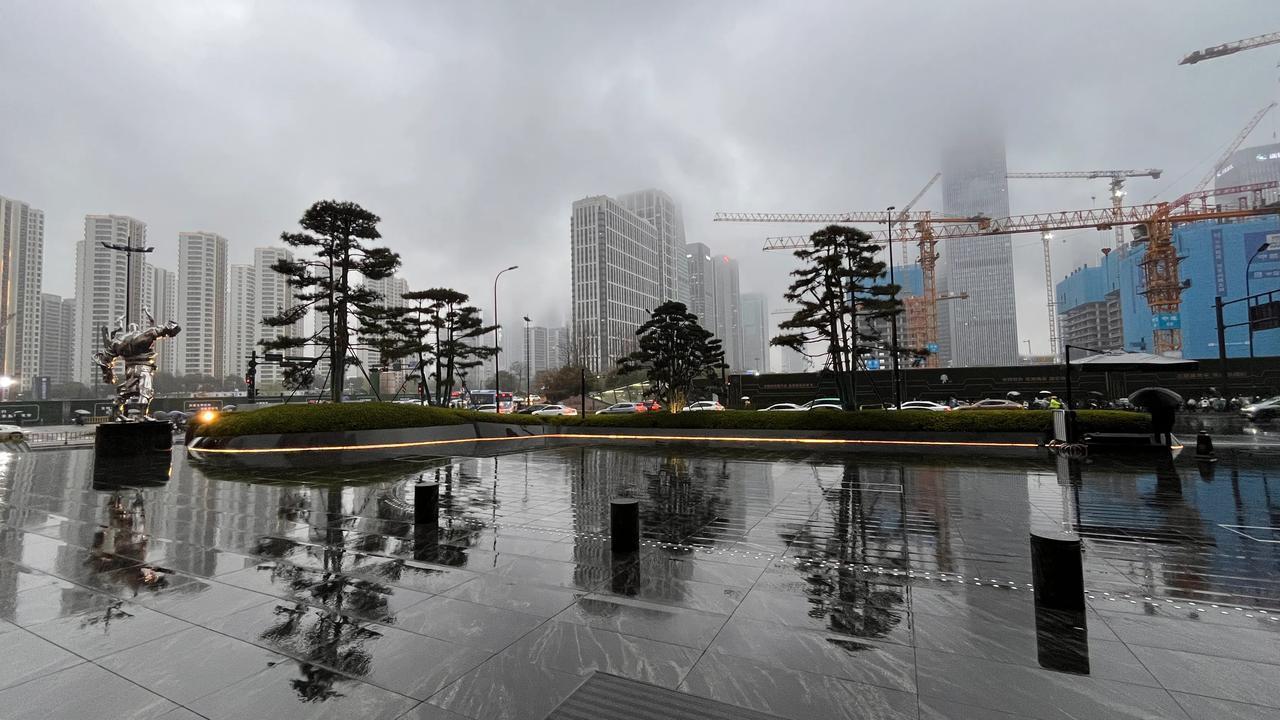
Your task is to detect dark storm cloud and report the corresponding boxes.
[2,0,1277,352]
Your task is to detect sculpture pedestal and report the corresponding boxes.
[95,421,173,457]
[92,422,173,489]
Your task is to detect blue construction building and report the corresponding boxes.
[1056,216,1280,359]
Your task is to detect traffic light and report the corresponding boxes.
[245,351,258,401]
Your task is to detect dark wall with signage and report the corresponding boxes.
[732,357,1280,408]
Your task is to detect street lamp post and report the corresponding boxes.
[492,265,518,410]
[99,237,155,328]
[522,315,532,406]
[1246,242,1271,358]
[886,205,902,410]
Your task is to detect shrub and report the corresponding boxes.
[196,402,1151,438]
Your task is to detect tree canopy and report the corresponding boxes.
[616,301,725,410]
[261,200,401,402]
[772,224,902,408]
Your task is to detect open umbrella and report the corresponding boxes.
[1064,345,1198,408]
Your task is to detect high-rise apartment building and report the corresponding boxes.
[224,265,256,381]
[143,264,177,374]
[523,325,571,379]
[617,189,688,306]
[38,294,74,384]
[357,275,409,372]
[685,243,743,369]
[0,197,44,389]
[939,124,1019,367]
[74,215,147,385]
[740,293,769,374]
[570,195,663,372]
[255,247,301,386]
[176,232,229,378]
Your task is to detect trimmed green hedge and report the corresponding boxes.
[197,402,1150,437]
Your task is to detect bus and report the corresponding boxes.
[462,389,515,413]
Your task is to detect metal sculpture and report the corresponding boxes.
[93,308,180,420]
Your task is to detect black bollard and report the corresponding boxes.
[415,481,439,527]
[1029,528,1085,612]
[1194,430,1217,462]
[610,498,640,554]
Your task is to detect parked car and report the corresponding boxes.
[799,398,844,410]
[475,404,498,413]
[895,400,950,412]
[532,404,578,416]
[515,404,550,414]
[807,403,845,411]
[759,403,801,411]
[954,399,1025,411]
[1241,396,1280,421]
[597,402,645,415]
[0,424,24,442]
[682,400,725,412]
[645,400,662,412]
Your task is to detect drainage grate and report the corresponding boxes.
[546,672,783,720]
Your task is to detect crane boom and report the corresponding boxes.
[713,210,948,223]
[1006,169,1163,181]
[1193,102,1276,193]
[1179,30,1280,65]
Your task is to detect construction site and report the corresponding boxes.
[714,30,1280,377]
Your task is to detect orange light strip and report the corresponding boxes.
[187,432,1041,455]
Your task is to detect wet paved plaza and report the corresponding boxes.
[1,444,1278,719]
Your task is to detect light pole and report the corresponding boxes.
[523,315,532,406]
[492,265,518,409]
[886,205,902,409]
[99,237,155,328]
[1246,241,1271,358]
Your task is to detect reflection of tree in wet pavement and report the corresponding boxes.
[250,487,387,702]
[781,461,907,641]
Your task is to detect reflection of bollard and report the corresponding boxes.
[415,482,439,527]
[610,498,640,554]
[413,525,439,563]
[1194,430,1217,462]
[610,555,641,596]
[1029,529,1084,612]
[1035,605,1090,675]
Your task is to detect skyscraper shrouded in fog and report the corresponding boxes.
[38,294,74,384]
[685,243,743,370]
[75,215,147,385]
[740,292,769,373]
[616,189,689,306]
[0,196,44,389]
[143,263,177,374]
[938,123,1019,367]
[571,192,687,372]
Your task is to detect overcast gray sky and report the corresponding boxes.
[3,1,1279,356]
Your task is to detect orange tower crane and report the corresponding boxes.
[1004,169,1163,360]
[763,181,1279,356]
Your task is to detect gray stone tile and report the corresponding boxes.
[187,660,417,720]
[709,615,917,693]
[1104,612,1280,665]
[916,648,1191,720]
[918,697,1037,719]
[393,596,545,651]
[0,577,117,626]
[551,593,729,649]
[428,653,585,720]
[0,628,83,691]
[733,586,914,647]
[97,626,285,704]
[1173,692,1280,720]
[1131,645,1280,709]
[504,620,701,688]
[347,624,491,700]
[25,600,193,660]
[441,574,584,618]
[131,578,277,623]
[396,702,473,720]
[680,651,918,720]
[0,662,176,720]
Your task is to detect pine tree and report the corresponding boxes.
[772,224,902,409]
[617,301,725,410]
[261,201,400,402]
